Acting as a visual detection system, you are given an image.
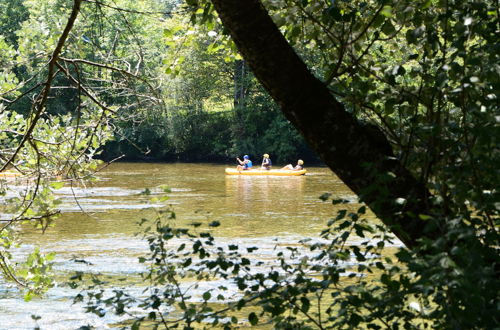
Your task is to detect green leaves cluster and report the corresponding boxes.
[0,0,497,326]
[269,0,499,200]
[71,0,498,328]
[0,106,113,298]
[72,190,498,329]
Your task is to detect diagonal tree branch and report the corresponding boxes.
[0,0,83,172]
[210,0,443,248]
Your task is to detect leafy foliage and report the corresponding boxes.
[69,0,499,328]
[0,0,309,300]
[0,106,113,298]
[0,0,497,327]
[102,11,314,162]
[70,193,497,329]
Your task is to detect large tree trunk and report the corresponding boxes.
[211,0,442,248]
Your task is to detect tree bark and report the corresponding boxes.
[210,0,442,248]
[233,59,248,107]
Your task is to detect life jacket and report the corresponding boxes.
[244,160,253,169]
[262,158,272,169]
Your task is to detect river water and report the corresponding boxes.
[0,162,385,329]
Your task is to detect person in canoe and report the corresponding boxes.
[236,155,253,170]
[281,159,304,171]
[261,153,272,170]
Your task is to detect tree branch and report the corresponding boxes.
[210,0,441,247]
[0,0,83,172]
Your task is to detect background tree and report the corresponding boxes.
[77,0,497,327]
[0,0,497,327]
[70,0,498,328]
[0,0,315,297]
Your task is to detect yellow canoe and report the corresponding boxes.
[225,168,306,176]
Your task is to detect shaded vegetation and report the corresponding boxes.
[0,0,498,328]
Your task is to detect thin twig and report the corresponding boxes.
[0,0,83,173]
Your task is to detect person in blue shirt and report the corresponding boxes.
[261,153,272,170]
[236,155,253,170]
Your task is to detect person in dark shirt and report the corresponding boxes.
[261,153,272,170]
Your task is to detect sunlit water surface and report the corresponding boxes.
[0,163,389,329]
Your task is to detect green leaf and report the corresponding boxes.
[381,20,396,36]
[131,320,141,330]
[418,214,432,221]
[248,312,258,325]
[24,291,34,302]
[372,14,385,28]
[319,192,332,201]
[300,297,310,312]
[163,28,173,38]
[380,6,392,18]
[159,185,171,193]
[49,181,64,189]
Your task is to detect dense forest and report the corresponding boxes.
[1,0,316,163]
[0,0,498,328]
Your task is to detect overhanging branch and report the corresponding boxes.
[210,0,441,247]
[0,0,83,172]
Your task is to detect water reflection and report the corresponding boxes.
[225,175,305,214]
[1,163,365,328]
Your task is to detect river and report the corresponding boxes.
[0,162,383,329]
